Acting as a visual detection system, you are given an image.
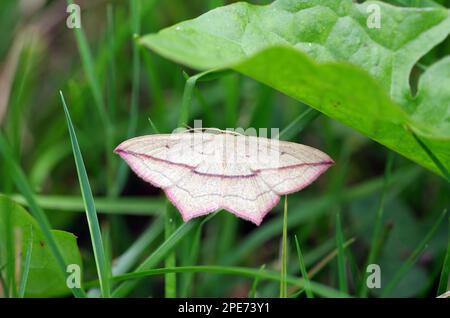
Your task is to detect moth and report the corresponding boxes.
[115,129,333,225]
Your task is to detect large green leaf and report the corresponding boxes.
[0,196,82,297]
[409,56,450,138]
[140,0,450,176]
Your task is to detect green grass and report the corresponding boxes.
[60,92,110,298]
[112,217,164,276]
[0,0,448,299]
[67,0,111,132]
[7,40,37,158]
[164,203,177,298]
[381,209,447,297]
[106,4,117,120]
[250,264,266,298]
[10,194,166,215]
[277,108,320,140]
[113,220,201,297]
[222,74,240,128]
[89,265,349,298]
[359,153,394,297]
[437,217,450,296]
[111,0,143,197]
[179,212,217,297]
[66,1,114,176]
[4,199,16,297]
[335,211,348,295]
[294,235,313,298]
[178,70,219,127]
[409,128,450,183]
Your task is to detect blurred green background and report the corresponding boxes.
[0,0,448,298]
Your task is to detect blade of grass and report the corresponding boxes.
[194,88,214,127]
[294,235,313,298]
[409,127,450,183]
[359,152,394,297]
[104,6,121,250]
[165,203,177,298]
[18,225,33,298]
[10,194,166,215]
[106,4,137,257]
[67,0,114,190]
[0,133,86,298]
[67,0,109,127]
[29,142,71,189]
[250,264,266,298]
[88,222,113,297]
[142,49,165,126]
[106,4,117,120]
[102,223,112,286]
[7,39,36,158]
[112,217,164,276]
[177,69,228,127]
[112,219,200,297]
[287,237,356,297]
[111,0,142,196]
[222,73,239,128]
[308,238,356,278]
[382,209,448,297]
[303,237,335,268]
[179,212,217,297]
[346,244,361,293]
[248,85,273,130]
[437,216,450,295]
[280,195,288,298]
[4,198,16,297]
[147,117,160,134]
[215,213,238,264]
[95,265,349,298]
[277,107,321,140]
[336,211,348,294]
[60,91,110,298]
[178,71,208,127]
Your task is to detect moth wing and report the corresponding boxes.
[114,134,199,188]
[251,139,334,194]
[116,132,333,225]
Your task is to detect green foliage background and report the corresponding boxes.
[0,0,448,298]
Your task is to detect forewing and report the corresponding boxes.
[114,134,196,188]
